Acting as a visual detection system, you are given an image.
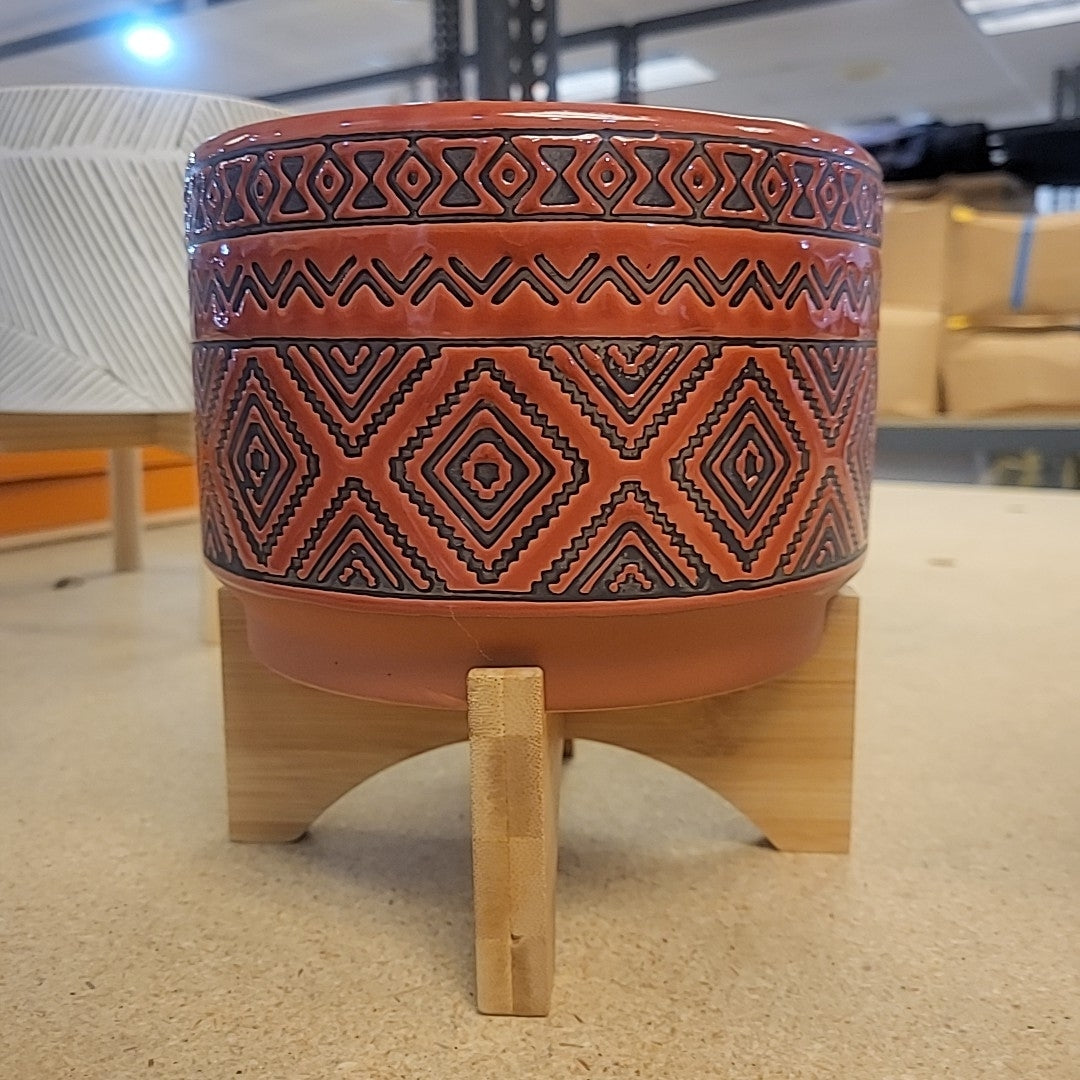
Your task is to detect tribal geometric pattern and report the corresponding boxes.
[287,477,443,596]
[390,357,588,584]
[671,357,810,573]
[189,109,880,610]
[215,352,318,566]
[845,359,877,533]
[280,340,437,455]
[541,481,713,600]
[190,249,880,325]
[779,466,859,576]
[781,342,866,448]
[534,338,715,459]
[186,128,882,246]
[193,337,874,601]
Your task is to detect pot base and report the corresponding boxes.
[222,567,858,712]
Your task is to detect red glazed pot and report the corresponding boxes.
[187,102,881,710]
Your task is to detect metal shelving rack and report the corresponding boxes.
[876,416,1080,486]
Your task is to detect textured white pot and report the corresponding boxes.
[0,85,286,413]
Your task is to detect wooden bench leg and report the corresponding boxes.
[570,590,859,854]
[219,589,463,842]
[468,667,563,1016]
[108,447,143,572]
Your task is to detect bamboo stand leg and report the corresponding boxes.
[108,447,143,572]
[219,589,463,842]
[570,589,859,853]
[468,667,563,1016]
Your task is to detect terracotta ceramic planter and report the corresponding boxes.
[187,102,881,710]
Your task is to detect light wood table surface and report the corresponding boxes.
[0,481,1076,1078]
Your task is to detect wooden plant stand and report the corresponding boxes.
[219,587,858,1017]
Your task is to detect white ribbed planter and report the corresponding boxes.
[0,85,287,413]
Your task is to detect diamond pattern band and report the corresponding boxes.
[195,337,874,602]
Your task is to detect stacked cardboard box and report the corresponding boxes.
[942,208,1080,415]
[946,209,1080,321]
[878,175,1080,418]
[876,174,1032,418]
[877,198,950,417]
[941,329,1080,416]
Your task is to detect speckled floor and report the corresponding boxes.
[1,481,1077,1079]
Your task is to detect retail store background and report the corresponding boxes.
[5,0,1080,524]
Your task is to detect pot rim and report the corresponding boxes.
[193,99,880,174]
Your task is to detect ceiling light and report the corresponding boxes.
[122,23,175,64]
[961,0,1035,11]
[961,0,1080,34]
[558,55,716,102]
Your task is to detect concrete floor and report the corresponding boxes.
[0,481,1077,1079]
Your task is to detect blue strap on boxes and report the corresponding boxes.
[1009,214,1035,312]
